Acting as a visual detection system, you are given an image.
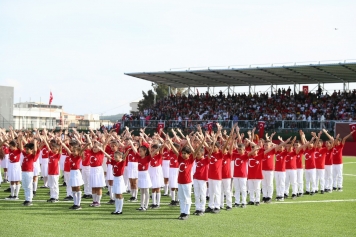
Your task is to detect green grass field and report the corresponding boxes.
[1,157,356,237]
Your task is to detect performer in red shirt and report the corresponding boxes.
[232,144,249,208]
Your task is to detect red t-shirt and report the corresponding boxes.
[70,155,82,170]
[193,157,209,181]
[304,148,316,169]
[105,146,112,165]
[41,147,49,159]
[127,149,137,163]
[315,147,327,169]
[208,151,223,180]
[9,149,21,163]
[162,149,171,160]
[169,151,179,168]
[325,149,333,165]
[232,152,249,178]
[64,155,71,172]
[285,151,297,170]
[3,145,9,154]
[221,153,232,179]
[332,144,344,164]
[247,152,264,180]
[150,154,162,167]
[112,159,126,176]
[82,149,91,166]
[296,152,303,169]
[88,150,104,167]
[262,149,275,171]
[48,152,61,175]
[275,151,287,172]
[137,154,151,171]
[177,154,194,184]
[21,150,40,172]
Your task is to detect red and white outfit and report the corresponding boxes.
[137,155,152,188]
[304,148,316,192]
[162,150,170,178]
[40,147,50,186]
[177,153,195,215]
[112,158,126,213]
[315,147,327,192]
[220,153,232,208]
[262,149,275,199]
[127,149,138,179]
[2,145,10,180]
[284,151,297,196]
[81,149,92,196]
[193,157,209,212]
[149,154,164,188]
[8,149,22,198]
[59,147,68,172]
[64,155,72,197]
[105,146,114,181]
[324,149,333,190]
[48,152,61,199]
[232,152,249,205]
[208,151,223,209]
[332,144,344,189]
[247,152,264,203]
[89,150,106,187]
[169,151,179,189]
[296,152,304,194]
[21,150,40,202]
[275,151,287,199]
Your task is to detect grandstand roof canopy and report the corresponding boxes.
[125,61,356,88]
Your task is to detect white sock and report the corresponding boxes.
[72,191,77,205]
[157,192,161,206]
[131,189,135,198]
[92,194,97,202]
[144,189,149,209]
[152,192,157,205]
[11,185,15,196]
[43,177,48,187]
[77,191,82,206]
[97,195,102,204]
[140,189,145,207]
[4,171,7,180]
[118,198,123,212]
[33,180,38,191]
[15,184,21,197]
[172,190,176,201]
[109,186,114,200]
[115,198,120,212]
[164,184,169,195]
[135,189,138,199]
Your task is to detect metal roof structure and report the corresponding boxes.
[125,61,356,88]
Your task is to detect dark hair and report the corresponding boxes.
[181,146,192,154]
[51,143,60,150]
[139,146,150,156]
[9,140,17,147]
[237,144,245,149]
[24,143,35,150]
[151,144,159,150]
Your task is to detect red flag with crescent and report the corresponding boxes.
[258,121,265,138]
[157,122,165,133]
[115,122,121,134]
[206,122,213,134]
[302,86,308,95]
[349,123,356,141]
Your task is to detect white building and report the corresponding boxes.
[13,102,62,129]
[0,86,14,129]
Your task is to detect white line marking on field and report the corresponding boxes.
[271,199,356,204]
[344,174,356,176]
[343,162,356,164]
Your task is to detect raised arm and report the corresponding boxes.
[342,130,355,145]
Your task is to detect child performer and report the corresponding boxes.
[5,140,22,200]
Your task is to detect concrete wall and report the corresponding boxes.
[0,86,14,128]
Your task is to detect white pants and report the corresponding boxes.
[40,158,49,176]
[316,169,325,191]
[305,169,316,192]
[22,172,33,201]
[233,177,247,205]
[248,179,261,203]
[285,169,297,195]
[193,179,207,211]
[324,165,333,190]
[208,179,222,209]
[48,175,59,199]
[64,171,71,196]
[82,166,91,195]
[297,169,304,193]
[220,178,232,207]
[178,183,192,214]
[332,164,343,188]
[262,170,274,198]
[275,171,286,197]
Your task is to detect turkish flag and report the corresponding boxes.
[49,91,53,105]
[157,122,164,133]
[115,122,121,134]
[349,123,356,141]
[258,121,265,138]
[302,86,308,95]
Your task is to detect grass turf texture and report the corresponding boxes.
[1,157,356,237]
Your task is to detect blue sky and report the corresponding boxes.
[1,0,355,115]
